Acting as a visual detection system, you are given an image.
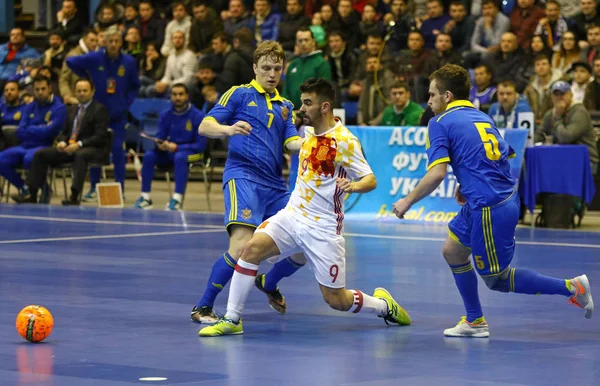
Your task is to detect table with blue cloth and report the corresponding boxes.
[523,145,596,213]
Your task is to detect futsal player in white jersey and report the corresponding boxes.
[200,78,412,336]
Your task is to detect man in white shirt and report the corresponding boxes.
[160,1,192,56]
[140,31,196,97]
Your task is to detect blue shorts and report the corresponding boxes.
[448,191,520,276]
[223,178,290,231]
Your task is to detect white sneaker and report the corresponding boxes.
[443,316,490,338]
[569,274,594,319]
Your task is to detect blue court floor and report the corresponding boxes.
[0,204,599,386]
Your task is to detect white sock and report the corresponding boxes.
[225,259,259,322]
[348,290,388,316]
[172,193,183,202]
[141,192,150,200]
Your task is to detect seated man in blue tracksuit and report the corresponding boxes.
[0,76,66,198]
[66,26,140,201]
[1,81,27,149]
[134,83,207,211]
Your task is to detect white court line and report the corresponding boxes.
[0,229,222,245]
[1,214,598,249]
[344,232,600,249]
[0,214,221,229]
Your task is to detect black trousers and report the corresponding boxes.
[27,147,104,197]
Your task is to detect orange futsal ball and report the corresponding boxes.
[16,305,54,343]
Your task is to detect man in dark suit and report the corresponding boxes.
[53,0,84,48]
[19,78,109,205]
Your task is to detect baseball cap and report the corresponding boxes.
[550,80,571,94]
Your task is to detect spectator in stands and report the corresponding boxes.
[535,80,598,173]
[509,0,544,49]
[43,31,67,79]
[396,31,433,102]
[420,0,451,49]
[122,3,140,33]
[191,57,218,108]
[326,31,357,105]
[347,34,388,101]
[123,27,144,62]
[488,80,533,128]
[569,61,594,104]
[282,27,331,110]
[140,31,197,98]
[248,0,282,45]
[469,63,497,113]
[95,4,120,31]
[424,32,463,75]
[161,2,192,56]
[411,0,429,22]
[387,0,417,53]
[335,0,362,51]
[210,32,231,73]
[359,4,384,47]
[59,29,98,105]
[357,55,395,126]
[380,81,424,126]
[216,28,255,93]
[485,32,532,93]
[572,0,600,45]
[309,12,327,49]
[279,0,311,54]
[2,76,66,200]
[22,78,109,206]
[444,1,475,54]
[200,84,219,113]
[555,0,581,20]
[134,84,207,211]
[97,28,107,48]
[529,34,554,62]
[0,29,40,91]
[584,57,600,111]
[189,1,224,55]
[53,0,83,48]
[9,58,40,86]
[353,34,389,82]
[139,0,166,48]
[320,4,338,35]
[552,31,580,73]
[66,26,140,199]
[223,0,251,38]
[466,0,510,67]
[580,24,600,65]
[533,0,569,52]
[524,54,563,125]
[1,81,25,127]
[138,42,167,93]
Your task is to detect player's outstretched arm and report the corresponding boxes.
[392,163,447,218]
[336,173,377,194]
[285,138,303,152]
[198,119,252,138]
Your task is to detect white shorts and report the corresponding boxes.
[256,209,346,288]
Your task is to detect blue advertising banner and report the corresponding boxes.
[343,127,529,223]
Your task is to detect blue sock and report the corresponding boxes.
[450,262,484,322]
[196,252,236,308]
[509,268,571,296]
[263,256,305,292]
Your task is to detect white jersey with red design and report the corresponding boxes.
[287,120,373,234]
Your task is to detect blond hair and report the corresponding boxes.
[253,41,285,65]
